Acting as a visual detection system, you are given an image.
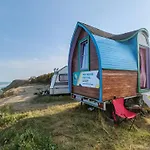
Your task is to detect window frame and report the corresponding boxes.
[78,36,90,71]
[59,74,68,82]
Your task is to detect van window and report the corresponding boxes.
[59,74,68,81]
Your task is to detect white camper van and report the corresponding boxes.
[50,66,69,95]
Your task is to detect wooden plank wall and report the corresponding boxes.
[102,70,137,100]
[72,29,99,98]
[72,86,99,99]
[73,70,137,100]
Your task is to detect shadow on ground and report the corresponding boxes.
[0,98,150,150]
[0,95,75,113]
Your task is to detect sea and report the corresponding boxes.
[0,82,10,90]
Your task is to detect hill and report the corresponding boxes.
[3,72,53,92]
[29,72,53,84]
[2,79,28,91]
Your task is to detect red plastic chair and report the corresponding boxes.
[112,98,137,130]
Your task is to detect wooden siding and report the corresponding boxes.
[72,70,137,100]
[72,29,98,72]
[72,86,99,99]
[102,70,137,100]
[90,38,99,70]
[72,28,99,97]
[72,30,88,72]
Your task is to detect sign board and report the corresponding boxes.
[73,70,99,88]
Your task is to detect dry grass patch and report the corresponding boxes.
[0,96,150,150]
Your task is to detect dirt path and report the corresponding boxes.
[0,84,49,110]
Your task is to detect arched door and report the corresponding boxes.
[138,32,150,89]
[139,47,147,88]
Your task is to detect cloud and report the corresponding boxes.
[0,48,68,81]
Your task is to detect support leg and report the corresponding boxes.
[129,117,136,131]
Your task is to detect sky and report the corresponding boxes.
[0,0,150,81]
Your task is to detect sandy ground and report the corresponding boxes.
[0,84,49,111]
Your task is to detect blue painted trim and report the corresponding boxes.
[77,22,103,102]
[68,24,79,92]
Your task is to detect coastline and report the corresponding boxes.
[0,82,11,90]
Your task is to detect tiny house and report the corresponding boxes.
[50,66,69,95]
[68,22,150,109]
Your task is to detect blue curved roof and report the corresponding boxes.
[76,22,149,71]
[93,35,138,70]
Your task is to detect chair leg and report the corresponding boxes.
[119,118,126,124]
[112,111,118,124]
[129,117,136,131]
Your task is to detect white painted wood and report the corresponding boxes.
[50,66,69,95]
[138,32,149,47]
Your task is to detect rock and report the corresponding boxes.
[3,80,28,91]
[0,89,3,95]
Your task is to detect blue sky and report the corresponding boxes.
[0,0,150,81]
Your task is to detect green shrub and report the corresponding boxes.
[0,105,57,150]
[29,73,54,84]
[0,128,56,150]
[0,105,28,127]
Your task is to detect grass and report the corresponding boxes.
[0,91,15,99]
[31,95,71,104]
[0,96,150,150]
[0,105,56,150]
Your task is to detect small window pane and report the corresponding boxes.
[59,74,68,81]
[80,40,89,70]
